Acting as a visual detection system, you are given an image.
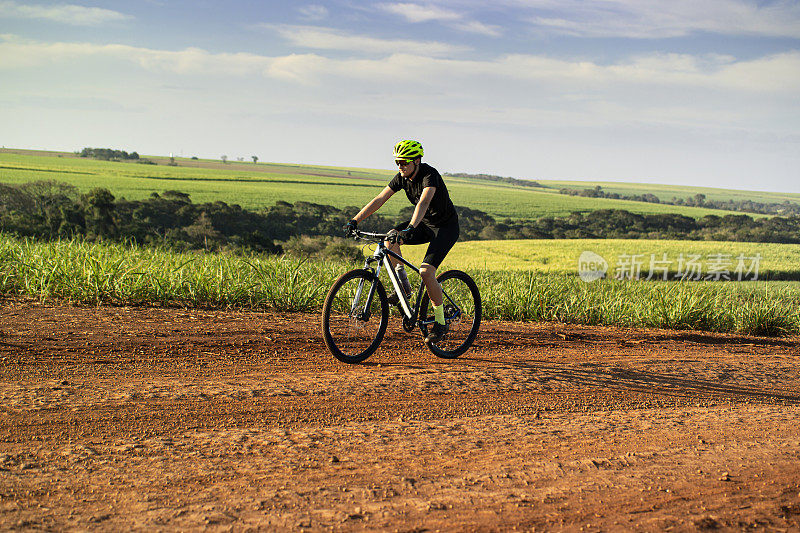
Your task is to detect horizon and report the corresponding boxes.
[1,1,798,193]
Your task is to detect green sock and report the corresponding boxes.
[434,303,445,325]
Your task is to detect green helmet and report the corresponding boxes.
[393,139,423,160]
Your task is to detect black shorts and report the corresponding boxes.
[392,216,459,269]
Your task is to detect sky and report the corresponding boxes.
[1,0,799,193]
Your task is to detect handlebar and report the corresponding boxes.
[350,229,389,243]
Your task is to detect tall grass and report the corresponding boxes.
[0,236,336,312]
[474,270,800,336]
[1,234,799,336]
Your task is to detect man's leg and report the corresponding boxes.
[385,239,402,268]
[419,220,459,344]
[421,262,448,343]
[419,263,442,306]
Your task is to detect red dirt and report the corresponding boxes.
[1,298,799,531]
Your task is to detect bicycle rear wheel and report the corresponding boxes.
[322,269,389,364]
[420,270,481,359]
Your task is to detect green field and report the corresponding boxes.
[0,149,769,221]
[2,234,798,336]
[539,179,800,205]
[4,149,800,336]
[395,239,800,280]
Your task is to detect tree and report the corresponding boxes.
[15,180,80,236]
[184,211,222,250]
[162,190,191,203]
[221,155,228,163]
[83,188,117,239]
[252,156,258,164]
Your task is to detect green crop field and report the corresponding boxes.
[0,151,397,214]
[0,149,766,221]
[2,234,798,336]
[3,149,799,337]
[377,238,800,281]
[538,179,800,205]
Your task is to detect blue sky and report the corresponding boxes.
[1,0,799,192]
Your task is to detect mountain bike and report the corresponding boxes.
[322,229,481,364]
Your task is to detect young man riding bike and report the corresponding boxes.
[345,140,459,344]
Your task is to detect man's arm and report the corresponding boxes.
[409,186,436,228]
[353,186,395,223]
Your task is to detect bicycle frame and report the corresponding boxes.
[353,230,461,331]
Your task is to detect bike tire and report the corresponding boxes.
[420,270,481,359]
[322,269,389,364]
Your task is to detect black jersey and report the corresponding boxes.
[388,163,457,227]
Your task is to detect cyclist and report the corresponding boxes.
[345,140,459,344]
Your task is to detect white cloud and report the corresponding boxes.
[0,0,132,26]
[377,2,502,36]
[1,35,797,152]
[477,51,800,100]
[451,20,502,37]
[265,53,330,83]
[378,2,462,22]
[715,51,800,92]
[262,24,471,57]
[297,5,328,21]
[523,0,800,38]
[0,35,275,75]
[2,35,799,96]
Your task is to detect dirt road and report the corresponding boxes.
[1,298,799,531]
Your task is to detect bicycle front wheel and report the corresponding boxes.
[322,269,389,364]
[420,269,481,359]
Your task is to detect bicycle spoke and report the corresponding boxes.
[420,270,481,359]
[322,270,388,363]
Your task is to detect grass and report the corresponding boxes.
[2,234,799,337]
[397,238,800,281]
[472,269,800,336]
[0,235,339,312]
[0,150,766,221]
